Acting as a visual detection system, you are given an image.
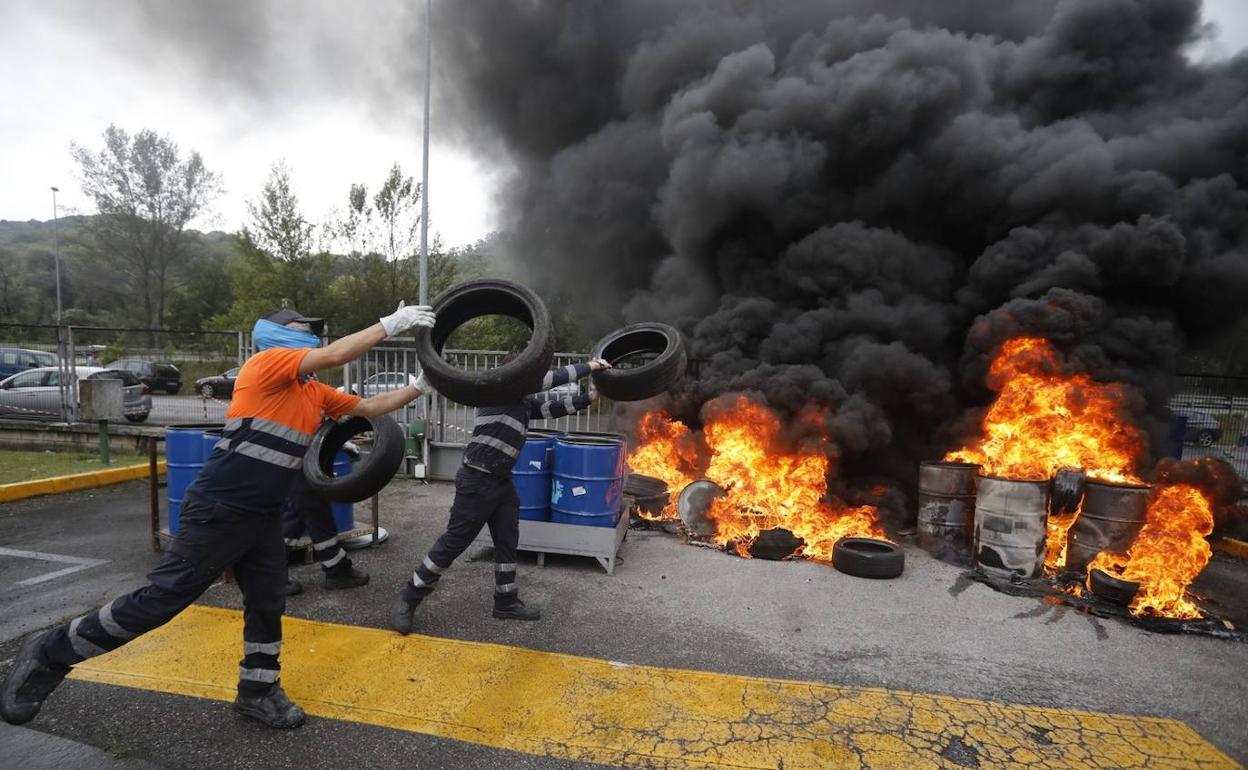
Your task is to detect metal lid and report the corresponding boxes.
[676,479,724,537]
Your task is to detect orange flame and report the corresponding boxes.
[627,411,700,520]
[1087,484,1214,619]
[945,337,1148,569]
[627,396,886,560]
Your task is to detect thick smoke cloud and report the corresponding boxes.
[432,0,1248,520]
[63,1,1247,519]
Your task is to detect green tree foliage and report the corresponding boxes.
[71,125,223,332]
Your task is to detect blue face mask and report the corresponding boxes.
[253,319,321,351]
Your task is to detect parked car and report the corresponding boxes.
[0,366,152,422]
[337,371,418,397]
[195,367,240,399]
[0,347,59,380]
[107,359,183,394]
[1171,407,1223,446]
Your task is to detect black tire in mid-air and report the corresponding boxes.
[590,322,687,402]
[303,415,405,503]
[832,537,905,579]
[415,279,554,406]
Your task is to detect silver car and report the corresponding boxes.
[337,371,419,397]
[0,366,153,422]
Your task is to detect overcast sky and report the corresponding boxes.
[0,0,1244,249]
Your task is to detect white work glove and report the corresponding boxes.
[379,301,436,336]
[412,371,434,396]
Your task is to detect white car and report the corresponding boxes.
[337,372,418,397]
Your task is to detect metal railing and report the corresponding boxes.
[1169,373,1248,482]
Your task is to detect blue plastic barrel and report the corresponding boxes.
[165,423,223,534]
[513,428,563,522]
[550,434,627,527]
[331,452,354,532]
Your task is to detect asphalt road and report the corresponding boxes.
[1,481,1246,768]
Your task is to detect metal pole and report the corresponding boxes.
[418,0,431,306]
[51,187,62,325]
[149,437,161,551]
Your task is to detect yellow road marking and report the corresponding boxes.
[0,460,164,503]
[71,605,1238,769]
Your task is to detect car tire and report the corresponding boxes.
[590,322,687,402]
[832,537,905,579]
[415,279,554,406]
[125,412,150,423]
[200,384,215,399]
[303,414,406,503]
[1197,430,1216,447]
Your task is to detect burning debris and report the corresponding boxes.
[933,337,1241,628]
[429,3,1248,630]
[627,396,886,562]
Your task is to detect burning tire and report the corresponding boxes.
[832,537,905,579]
[415,279,554,406]
[590,322,687,402]
[1088,567,1140,606]
[303,415,405,503]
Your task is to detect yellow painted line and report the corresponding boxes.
[70,606,1238,769]
[0,460,165,503]
[1214,538,1248,560]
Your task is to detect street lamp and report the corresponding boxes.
[50,186,62,325]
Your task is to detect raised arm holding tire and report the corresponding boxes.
[1,303,435,732]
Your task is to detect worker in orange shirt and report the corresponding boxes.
[1,303,435,730]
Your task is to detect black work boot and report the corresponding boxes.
[284,571,303,597]
[0,632,69,725]
[391,588,424,636]
[323,558,369,590]
[233,681,306,729]
[493,594,541,621]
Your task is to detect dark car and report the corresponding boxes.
[1171,407,1223,447]
[195,367,240,399]
[0,347,59,380]
[107,358,183,394]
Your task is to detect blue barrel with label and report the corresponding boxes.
[165,423,223,534]
[551,434,626,527]
[331,452,354,532]
[513,428,563,522]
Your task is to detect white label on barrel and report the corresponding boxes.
[529,460,542,470]
[572,486,586,496]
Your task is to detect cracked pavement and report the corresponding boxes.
[1,480,1245,768]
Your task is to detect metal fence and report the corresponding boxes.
[0,324,615,440]
[1169,373,1248,481]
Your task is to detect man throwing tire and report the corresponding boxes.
[1,302,435,730]
[392,357,610,633]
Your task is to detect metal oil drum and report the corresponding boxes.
[973,475,1050,580]
[1064,480,1150,574]
[917,461,980,565]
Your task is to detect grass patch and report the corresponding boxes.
[0,449,150,485]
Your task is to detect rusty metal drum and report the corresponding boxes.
[973,475,1050,580]
[917,461,981,565]
[1064,480,1151,574]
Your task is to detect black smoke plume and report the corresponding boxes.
[433,0,1248,524]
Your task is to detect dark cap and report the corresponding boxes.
[260,308,324,336]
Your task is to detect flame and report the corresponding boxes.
[627,411,700,519]
[945,337,1148,569]
[1087,484,1214,619]
[627,396,886,560]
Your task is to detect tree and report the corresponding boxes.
[71,125,222,334]
[245,161,315,263]
[217,164,341,331]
